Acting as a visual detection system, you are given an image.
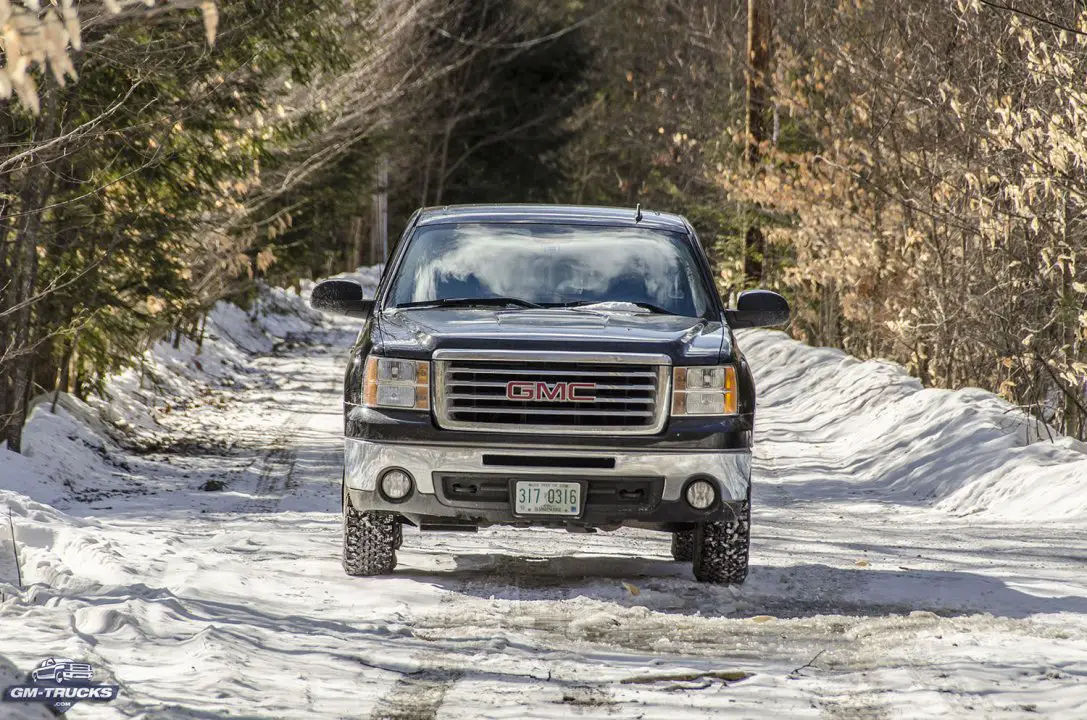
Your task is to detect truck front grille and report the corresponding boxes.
[433,351,671,435]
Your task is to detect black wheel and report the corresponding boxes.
[343,485,398,576]
[671,529,695,561]
[692,500,750,585]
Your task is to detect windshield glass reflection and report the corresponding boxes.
[388,223,712,317]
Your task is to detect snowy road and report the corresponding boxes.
[3,294,1087,718]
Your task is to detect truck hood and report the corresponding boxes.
[373,307,731,364]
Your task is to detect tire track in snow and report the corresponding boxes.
[369,668,463,720]
[234,341,342,513]
[558,683,618,713]
[819,697,891,720]
[242,441,297,513]
[235,398,301,513]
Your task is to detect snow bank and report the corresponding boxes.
[0,267,381,587]
[741,330,1087,520]
[332,263,384,290]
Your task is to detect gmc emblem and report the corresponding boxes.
[506,381,597,402]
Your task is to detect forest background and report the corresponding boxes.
[1,0,1084,451]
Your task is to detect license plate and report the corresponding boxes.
[514,481,581,516]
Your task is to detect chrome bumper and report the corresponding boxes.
[344,439,751,502]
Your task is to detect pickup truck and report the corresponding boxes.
[311,204,788,585]
[31,658,94,685]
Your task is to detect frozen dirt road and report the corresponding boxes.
[3,313,1087,719]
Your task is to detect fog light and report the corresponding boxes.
[380,469,413,501]
[685,479,716,510]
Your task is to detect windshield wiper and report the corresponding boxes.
[548,300,680,315]
[394,297,543,310]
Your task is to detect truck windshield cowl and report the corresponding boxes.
[387,223,714,318]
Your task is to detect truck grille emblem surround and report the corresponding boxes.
[506,380,597,402]
[432,350,672,435]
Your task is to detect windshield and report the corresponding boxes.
[387,223,713,317]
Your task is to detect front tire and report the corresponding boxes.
[692,500,750,585]
[343,485,398,576]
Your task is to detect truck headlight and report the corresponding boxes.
[363,357,430,410]
[671,365,738,416]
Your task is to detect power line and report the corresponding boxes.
[976,0,1087,38]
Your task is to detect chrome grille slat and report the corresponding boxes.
[443,407,656,418]
[447,394,654,405]
[433,351,671,436]
[446,382,656,391]
[448,368,659,378]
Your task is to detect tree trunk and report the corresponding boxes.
[745,0,772,166]
[0,113,16,434]
[1060,191,1083,440]
[52,328,78,414]
[349,215,364,271]
[2,88,60,452]
[419,135,433,207]
[743,0,772,286]
[743,225,765,287]
[433,118,455,205]
[5,213,47,451]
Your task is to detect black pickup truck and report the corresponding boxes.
[311,205,788,585]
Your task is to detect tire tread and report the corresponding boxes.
[692,501,750,585]
[343,487,398,576]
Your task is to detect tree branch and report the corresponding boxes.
[975,0,1087,38]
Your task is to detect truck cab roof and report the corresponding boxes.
[415,204,692,233]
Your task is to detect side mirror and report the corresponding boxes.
[725,289,789,329]
[310,279,374,318]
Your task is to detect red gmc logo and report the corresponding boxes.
[506,381,597,402]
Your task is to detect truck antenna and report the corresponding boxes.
[634,203,643,223]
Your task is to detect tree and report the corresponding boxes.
[256,0,594,280]
[722,0,1087,439]
[1,0,598,450]
[0,0,361,450]
[557,0,753,289]
[0,1,220,114]
[742,0,771,284]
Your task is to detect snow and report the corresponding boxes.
[0,268,1085,718]
[742,330,1087,520]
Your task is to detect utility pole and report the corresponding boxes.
[349,215,364,269]
[744,0,772,285]
[370,156,389,265]
[369,0,391,267]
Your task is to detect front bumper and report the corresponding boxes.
[345,439,751,529]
